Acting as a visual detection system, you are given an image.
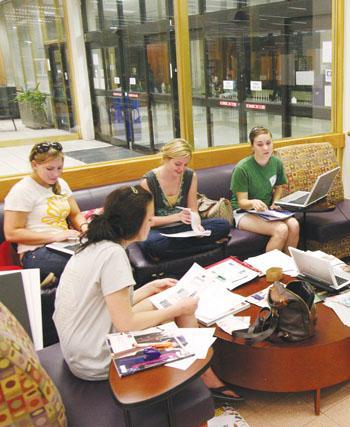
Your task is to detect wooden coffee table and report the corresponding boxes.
[211,276,350,415]
[109,348,213,426]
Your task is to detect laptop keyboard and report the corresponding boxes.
[289,194,309,204]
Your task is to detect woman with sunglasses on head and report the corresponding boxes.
[53,185,242,402]
[4,141,87,283]
[139,138,230,260]
[230,126,299,254]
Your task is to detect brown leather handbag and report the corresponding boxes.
[197,193,233,225]
[232,280,317,343]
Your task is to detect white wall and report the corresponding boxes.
[343,1,350,198]
[65,0,94,140]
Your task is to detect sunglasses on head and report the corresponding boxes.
[34,142,63,154]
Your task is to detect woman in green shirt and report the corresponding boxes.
[230,126,299,254]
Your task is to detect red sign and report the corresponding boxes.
[112,92,122,97]
[128,93,139,98]
[246,103,266,110]
[219,100,238,107]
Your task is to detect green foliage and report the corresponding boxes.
[14,83,47,111]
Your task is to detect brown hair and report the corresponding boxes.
[78,185,153,251]
[248,126,272,144]
[29,142,64,194]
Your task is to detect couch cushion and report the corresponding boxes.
[0,302,66,426]
[304,200,350,242]
[127,242,225,286]
[38,343,214,427]
[196,164,234,200]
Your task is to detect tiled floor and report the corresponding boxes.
[221,381,350,426]
[0,137,142,176]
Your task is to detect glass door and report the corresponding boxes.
[45,42,74,131]
[82,0,177,153]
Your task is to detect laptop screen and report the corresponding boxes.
[307,167,340,205]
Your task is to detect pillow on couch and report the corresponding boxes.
[0,302,67,426]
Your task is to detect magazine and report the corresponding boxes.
[149,263,250,326]
[106,326,194,377]
[207,257,260,290]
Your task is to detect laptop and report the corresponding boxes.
[289,247,350,293]
[46,240,80,255]
[275,166,339,209]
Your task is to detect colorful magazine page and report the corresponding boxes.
[106,325,194,376]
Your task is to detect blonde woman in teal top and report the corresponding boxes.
[230,126,299,254]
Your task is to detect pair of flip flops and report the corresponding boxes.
[209,385,244,402]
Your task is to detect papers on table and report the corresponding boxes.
[165,327,216,370]
[149,263,250,326]
[107,321,215,372]
[245,249,298,276]
[246,286,271,308]
[324,291,350,327]
[196,286,250,326]
[207,257,259,290]
[246,209,295,221]
[217,316,250,334]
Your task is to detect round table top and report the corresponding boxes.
[109,347,213,408]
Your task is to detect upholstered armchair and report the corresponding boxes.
[275,142,350,259]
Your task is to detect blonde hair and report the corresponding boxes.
[29,142,64,195]
[160,138,192,161]
[249,126,272,144]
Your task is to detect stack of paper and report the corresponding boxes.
[196,284,250,326]
[245,249,298,276]
[324,291,350,326]
[206,257,259,290]
[149,263,250,326]
[246,209,295,221]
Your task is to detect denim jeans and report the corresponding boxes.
[139,218,230,259]
[22,246,71,282]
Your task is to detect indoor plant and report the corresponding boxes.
[15,84,52,129]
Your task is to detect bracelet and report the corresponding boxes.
[79,222,88,231]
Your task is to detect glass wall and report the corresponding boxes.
[82,0,177,153]
[189,0,332,146]
[0,0,76,131]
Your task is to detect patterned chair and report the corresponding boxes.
[275,142,350,259]
[0,302,66,426]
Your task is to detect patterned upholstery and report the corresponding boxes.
[275,142,350,258]
[0,302,67,427]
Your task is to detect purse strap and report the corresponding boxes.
[232,308,278,344]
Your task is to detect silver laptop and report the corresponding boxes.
[289,247,350,292]
[276,166,339,209]
[46,240,80,255]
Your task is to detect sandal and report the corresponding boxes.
[209,385,244,402]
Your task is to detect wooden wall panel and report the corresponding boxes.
[0,133,345,202]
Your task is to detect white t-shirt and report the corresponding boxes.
[4,176,72,253]
[53,241,135,380]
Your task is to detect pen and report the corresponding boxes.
[176,206,191,211]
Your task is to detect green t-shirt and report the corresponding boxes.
[230,155,287,210]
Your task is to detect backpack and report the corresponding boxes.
[232,280,317,343]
